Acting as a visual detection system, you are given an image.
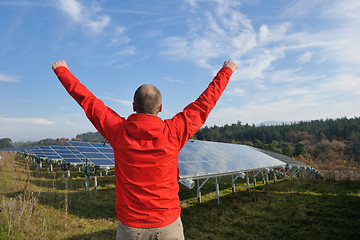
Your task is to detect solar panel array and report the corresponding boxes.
[1,140,315,179]
[1,141,115,167]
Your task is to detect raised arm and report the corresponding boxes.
[170,60,237,148]
[52,60,124,142]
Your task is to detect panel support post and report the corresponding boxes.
[283,167,286,180]
[274,170,277,184]
[197,179,201,203]
[253,171,256,186]
[94,166,98,192]
[85,175,89,192]
[215,177,220,206]
[84,158,89,192]
[246,172,250,192]
[231,175,235,193]
[265,170,269,186]
[262,170,265,184]
[94,175,98,192]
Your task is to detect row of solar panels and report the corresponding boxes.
[2,141,115,167]
[1,140,315,179]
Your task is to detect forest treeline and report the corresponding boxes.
[193,117,360,169]
[0,132,105,149]
[1,117,360,170]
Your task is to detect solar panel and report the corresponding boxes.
[29,147,47,158]
[67,141,115,166]
[49,145,86,164]
[178,140,286,179]
[38,146,62,160]
[255,148,309,167]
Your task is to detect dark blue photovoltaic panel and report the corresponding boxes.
[82,152,104,158]
[104,153,114,159]
[97,148,114,153]
[38,146,62,160]
[49,145,86,164]
[66,141,92,147]
[90,159,115,166]
[74,147,99,153]
[67,141,115,166]
[89,142,107,148]
[30,147,47,158]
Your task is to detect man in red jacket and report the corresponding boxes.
[52,60,237,239]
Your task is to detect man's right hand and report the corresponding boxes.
[52,60,68,72]
[223,60,237,72]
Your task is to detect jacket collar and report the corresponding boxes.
[124,113,165,140]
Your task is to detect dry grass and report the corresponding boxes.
[1,151,360,240]
[1,193,38,235]
[0,152,117,239]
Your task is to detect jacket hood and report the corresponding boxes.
[124,113,165,140]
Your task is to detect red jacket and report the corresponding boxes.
[55,66,233,228]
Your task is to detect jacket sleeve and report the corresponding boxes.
[169,66,233,149]
[54,66,124,142]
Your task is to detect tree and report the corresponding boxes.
[281,142,293,157]
[0,138,13,148]
[253,139,267,150]
[268,140,282,153]
[294,142,309,157]
[352,132,360,157]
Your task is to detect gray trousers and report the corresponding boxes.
[116,216,185,240]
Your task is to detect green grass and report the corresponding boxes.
[1,152,360,239]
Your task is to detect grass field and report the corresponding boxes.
[1,151,360,240]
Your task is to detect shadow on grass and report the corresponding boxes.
[62,228,117,240]
[180,180,360,240]
[6,186,117,220]
[59,181,360,240]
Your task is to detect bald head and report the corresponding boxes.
[133,84,162,115]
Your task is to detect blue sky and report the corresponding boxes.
[1,0,360,141]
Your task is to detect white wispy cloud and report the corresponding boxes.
[162,76,184,84]
[101,96,132,106]
[226,88,245,97]
[114,46,136,57]
[297,51,313,64]
[160,0,360,127]
[321,74,360,96]
[161,0,253,69]
[258,22,291,46]
[0,117,57,125]
[58,0,111,33]
[162,0,360,81]
[0,73,21,82]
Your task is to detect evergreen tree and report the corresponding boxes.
[281,142,293,157]
[294,142,309,157]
